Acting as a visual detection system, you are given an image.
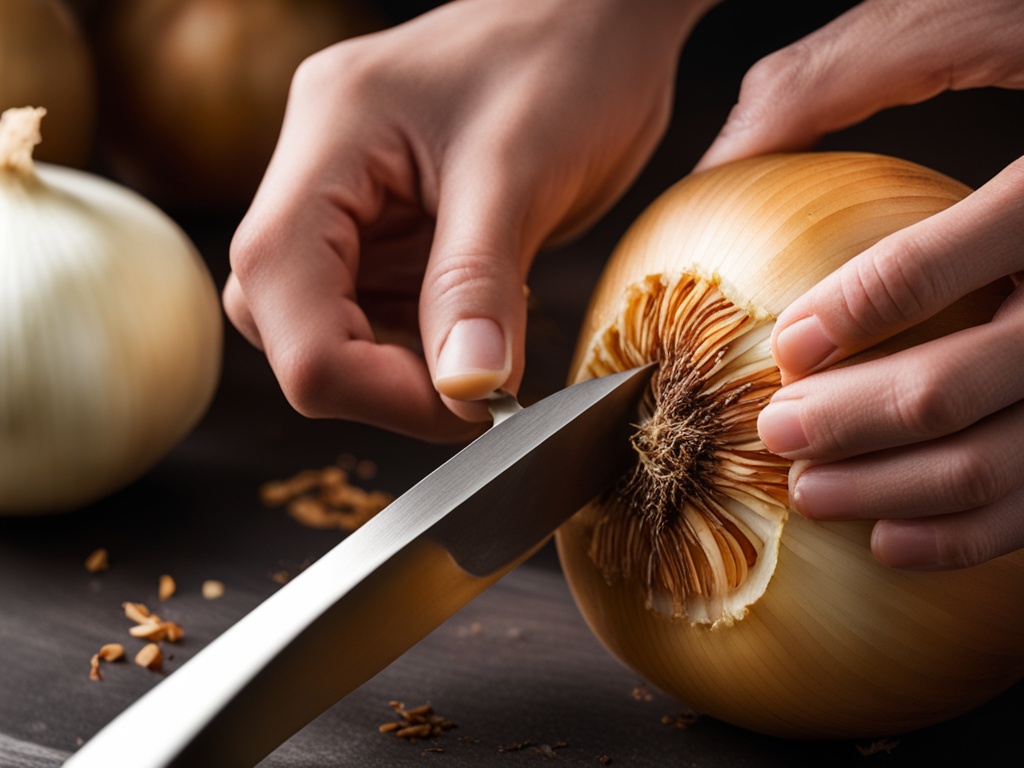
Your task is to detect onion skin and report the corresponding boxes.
[0,0,96,167]
[93,0,383,211]
[556,152,1024,739]
[560,510,1024,739]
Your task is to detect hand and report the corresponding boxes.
[224,0,711,441]
[694,0,1024,569]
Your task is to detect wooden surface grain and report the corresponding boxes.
[4,2,1024,765]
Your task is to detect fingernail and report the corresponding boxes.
[757,398,809,456]
[774,315,836,376]
[435,318,511,401]
[789,466,853,519]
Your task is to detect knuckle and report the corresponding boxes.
[427,249,505,303]
[944,450,1010,510]
[726,47,808,132]
[937,536,991,573]
[291,37,381,103]
[935,531,994,570]
[220,279,246,324]
[290,47,337,98]
[742,44,811,101]
[891,367,971,439]
[272,345,336,419]
[841,236,942,337]
[228,221,264,278]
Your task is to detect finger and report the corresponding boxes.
[769,157,1024,381]
[229,54,482,442]
[222,271,264,351]
[870,484,1024,570]
[788,399,1024,526]
[232,203,480,440]
[419,145,535,421]
[695,0,1024,170]
[758,298,1024,461]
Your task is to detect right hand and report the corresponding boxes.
[695,0,1024,569]
[224,0,712,441]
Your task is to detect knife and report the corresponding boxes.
[64,364,654,768]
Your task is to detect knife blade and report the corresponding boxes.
[64,364,654,768]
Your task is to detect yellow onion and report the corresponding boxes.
[0,107,222,514]
[93,0,383,211]
[555,152,1024,739]
[0,0,96,167]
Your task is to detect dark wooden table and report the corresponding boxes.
[3,2,1023,765]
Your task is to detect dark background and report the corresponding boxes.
[3,1,1022,765]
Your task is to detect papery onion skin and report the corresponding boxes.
[0,114,222,514]
[556,152,1024,739]
[0,0,96,167]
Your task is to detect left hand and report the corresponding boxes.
[694,0,1024,570]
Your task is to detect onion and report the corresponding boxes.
[0,0,96,167]
[555,152,1024,738]
[92,0,383,211]
[0,107,223,514]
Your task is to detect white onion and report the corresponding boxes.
[0,107,222,514]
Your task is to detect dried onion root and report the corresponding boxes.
[584,273,787,625]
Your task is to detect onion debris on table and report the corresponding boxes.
[0,106,222,515]
[89,643,125,681]
[556,152,1024,739]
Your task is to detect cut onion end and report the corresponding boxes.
[576,271,789,626]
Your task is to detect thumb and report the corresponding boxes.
[420,175,532,419]
[694,0,1022,171]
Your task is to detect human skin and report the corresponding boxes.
[223,0,716,442]
[225,0,1023,570]
[694,0,1024,570]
